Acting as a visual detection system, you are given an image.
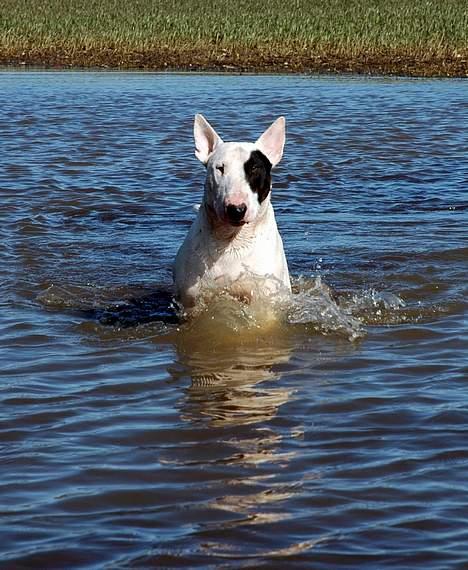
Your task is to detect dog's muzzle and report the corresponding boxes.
[226,203,247,225]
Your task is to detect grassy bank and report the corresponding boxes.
[0,0,467,76]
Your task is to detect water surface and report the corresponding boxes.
[1,72,467,568]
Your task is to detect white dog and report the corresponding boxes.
[174,114,291,311]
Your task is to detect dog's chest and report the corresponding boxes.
[202,238,268,281]
[195,224,284,290]
[174,205,290,306]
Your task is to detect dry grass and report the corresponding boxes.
[1,0,467,75]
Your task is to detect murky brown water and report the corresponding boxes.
[1,72,467,568]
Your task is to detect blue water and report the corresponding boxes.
[1,72,467,568]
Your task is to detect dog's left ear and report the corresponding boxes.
[255,116,286,168]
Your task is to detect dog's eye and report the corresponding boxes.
[216,164,225,175]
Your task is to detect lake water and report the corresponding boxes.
[1,72,467,568]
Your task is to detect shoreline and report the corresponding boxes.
[2,49,467,78]
[2,0,466,79]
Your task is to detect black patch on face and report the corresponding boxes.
[244,150,272,203]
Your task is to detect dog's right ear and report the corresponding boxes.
[194,114,223,164]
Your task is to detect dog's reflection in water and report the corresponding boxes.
[185,354,292,428]
[173,314,294,430]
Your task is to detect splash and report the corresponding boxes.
[36,274,411,343]
[177,270,290,333]
[287,276,364,341]
[177,273,365,343]
[338,287,407,325]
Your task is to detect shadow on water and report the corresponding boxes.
[91,289,179,327]
[38,283,179,327]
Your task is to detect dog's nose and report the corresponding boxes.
[226,203,247,223]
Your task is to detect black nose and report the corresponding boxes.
[226,203,247,223]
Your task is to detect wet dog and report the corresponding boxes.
[174,114,291,311]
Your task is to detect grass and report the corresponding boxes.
[0,0,467,76]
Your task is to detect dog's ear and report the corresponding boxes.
[255,117,286,168]
[194,114,223,164]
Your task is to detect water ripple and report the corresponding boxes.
[0,72,467,568]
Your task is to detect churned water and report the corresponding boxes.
[1,72,467,568]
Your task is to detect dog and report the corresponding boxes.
[173,114,291,311]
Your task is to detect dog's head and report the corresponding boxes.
[194,114,285,227]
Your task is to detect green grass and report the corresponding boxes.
[0,0,467,75]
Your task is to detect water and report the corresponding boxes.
[1,71,467,568]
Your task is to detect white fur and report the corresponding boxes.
[174,115,291,310]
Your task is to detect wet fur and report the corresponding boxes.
[174,115,291,311]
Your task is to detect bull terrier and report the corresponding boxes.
[174,114,291,312]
